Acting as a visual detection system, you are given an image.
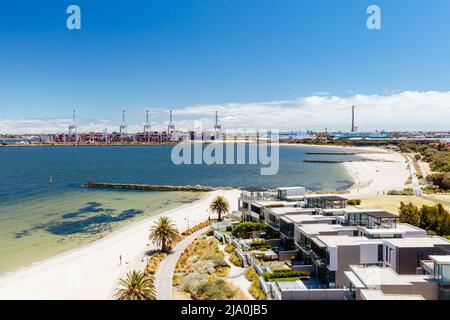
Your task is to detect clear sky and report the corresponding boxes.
[1,0,450,133]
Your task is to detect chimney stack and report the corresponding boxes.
[351,105,355,132]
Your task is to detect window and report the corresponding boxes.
[385,246,389,262]
[416,252,424,267]
[378,245,383,261]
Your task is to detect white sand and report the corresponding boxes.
[0,189,240,300]
[344,148,410,198]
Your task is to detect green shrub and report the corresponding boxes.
[347,199,361,205]
[249,281,266,300]
[211,256,229,268]
[263,269,309,281]
[224,243,235,253]
[387,189,414,196]
[196,279,236,300]
[231,222,266,238]
[229,252,243,267]
[245,267,259,282]
[250,239,265,247]
[427,173,450,190]
[245,267,265,300]
[226,226,233,232]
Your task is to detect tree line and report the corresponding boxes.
[399,141,450,191]
[399,202,450,239]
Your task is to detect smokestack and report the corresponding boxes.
[351,105,355,132]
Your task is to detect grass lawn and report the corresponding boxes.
[272,277,302,282]
[427,194,450,201]
[357,195,450,214]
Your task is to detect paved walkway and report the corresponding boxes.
[221,245,253,300]
[404,154,450,206]
[405,154,423,196]
[155,226,210,300]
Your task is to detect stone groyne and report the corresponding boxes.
[83,181,214,192]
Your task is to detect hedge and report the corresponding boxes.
[263,269,309,281]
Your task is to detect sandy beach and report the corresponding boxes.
[0,189,240,300]
[282,143,410,198]
[343,147,410,198]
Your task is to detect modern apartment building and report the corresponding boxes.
[383,236,450,274]
[233,186,450,299]
[345,265,438,300]
[312,235,384,287]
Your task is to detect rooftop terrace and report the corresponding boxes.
[384,236,450,248]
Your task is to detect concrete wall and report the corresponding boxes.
[278,250,298,261]
[359,242,379,264]
[292,265,314,273]
[266,239,281,247]
[379,281,438,300]
[280,289,346,300]
[397,247,447,274]
[336,246,360,287]
[411,281,438,300]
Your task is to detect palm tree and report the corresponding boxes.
[149,216,181,252]
[115,270,155,300]
[210,195,230,221]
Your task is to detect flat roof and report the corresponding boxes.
[384,236,450,248]
[253,200,291,207]
[277,186,305,191]
[360,223,426,236]
[241,187,267,192]
[316,235,382,247]
[277,281,307,291]
[349,265,431,286]
[364,211,397,219]
[319,195,347,201]
[305,194,347,201]
[296,223,356,236]
[267,207,316,216]
[344,271,365,289]
[285,195,305,200]
[360,289,424,300]
[430,255,450,264]
[282,214,335,224]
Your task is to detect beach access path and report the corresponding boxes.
[0,189,240,300]
[155,226,210,300]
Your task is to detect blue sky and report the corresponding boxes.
[1,0,450,132]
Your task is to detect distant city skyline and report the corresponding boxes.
[1,1,450,133]
[1,90,450,134]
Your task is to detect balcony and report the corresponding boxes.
[266,219,280,231]
[239,191,277,201]
[296,241,313,254]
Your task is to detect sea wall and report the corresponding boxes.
[83,181,214,192]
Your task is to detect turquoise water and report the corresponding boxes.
[0,144,361,274]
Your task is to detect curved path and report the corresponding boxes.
[155,226,210,300]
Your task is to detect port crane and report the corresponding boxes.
[168,110,175,133]
[119,110,127,140]
[144,110,151,142]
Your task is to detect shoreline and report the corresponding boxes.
[342,148,410,199]
[0,189,239,299]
